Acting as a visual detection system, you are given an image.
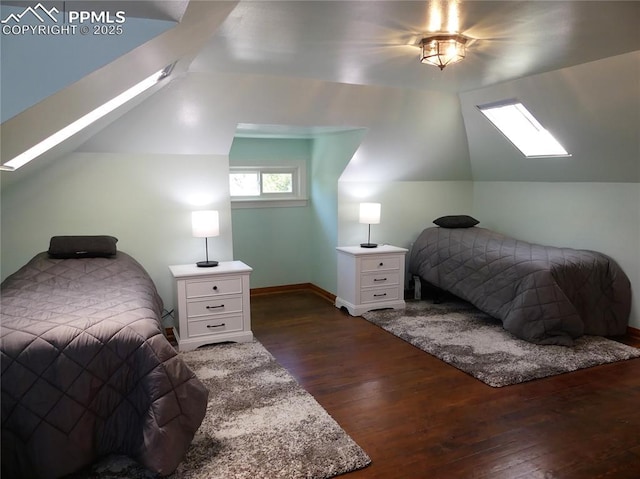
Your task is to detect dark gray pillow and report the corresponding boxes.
[433,215,479,228]
[48,235,118,258]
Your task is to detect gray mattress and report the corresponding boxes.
[409,227,632,346]
[1,252,208,479]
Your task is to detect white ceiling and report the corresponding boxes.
[189,1,640,93]
[2,1,638,186]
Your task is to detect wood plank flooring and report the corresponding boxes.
[250,290,640,479]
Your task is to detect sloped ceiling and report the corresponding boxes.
[1,1,639,185]
[74,71,473,182]
[0,1,183,121]
[0,0,238,183]
[460,51,640,182]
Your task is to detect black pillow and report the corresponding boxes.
[48,235,118,259]
[433,215,479,228]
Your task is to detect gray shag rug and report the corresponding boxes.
[363,300,640,388]
[68,341,371,479]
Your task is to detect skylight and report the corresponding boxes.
[477,100,570,158]
[1,63,175,171]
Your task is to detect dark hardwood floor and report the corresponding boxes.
[250,290,640,479]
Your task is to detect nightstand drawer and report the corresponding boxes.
[187,296,243,318]
[186,278,243,298]
[360,286,400,304]
[361,255,401,273]
[187,314,243,337]
[361,271,400,288]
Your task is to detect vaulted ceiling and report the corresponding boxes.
[1,1,639,186]
[189,0,640,93]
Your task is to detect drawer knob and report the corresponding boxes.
[212,286,218,291]
[206,323,226,329]
[379,262,384,266]
[206,304,224,309]
[373,293,387,298]
[373,278,387,282]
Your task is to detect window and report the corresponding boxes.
[229,171,261,196]
[477,100,570,158]
[229,162,307,208]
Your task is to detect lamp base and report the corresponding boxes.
[196,260,219,268]
[360,243,378,248]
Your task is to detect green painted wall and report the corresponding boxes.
[229,132,364,293]
[229,137,313,288]
[310,130,367,293]
[0,152,233,315]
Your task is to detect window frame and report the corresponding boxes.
[229,160,308,209]
[477,99,571,158]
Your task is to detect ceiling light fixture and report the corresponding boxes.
[420,34,468,70]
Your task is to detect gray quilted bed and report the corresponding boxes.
[409,227,632,346]
[1,252,208,479]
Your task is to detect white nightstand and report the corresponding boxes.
[169,261,253,351]
[335,245,408,316]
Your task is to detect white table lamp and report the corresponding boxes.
[359,202,381,248]
[192,210,220,267]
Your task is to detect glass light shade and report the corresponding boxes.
[192,210,220,237]
[420,35,467,70]
[359,203,381,225]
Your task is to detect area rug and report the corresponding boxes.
[68,341,371,479]
[362,300,640,388]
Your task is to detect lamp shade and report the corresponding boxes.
[192,210,220,238]
[359,203,381,225]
